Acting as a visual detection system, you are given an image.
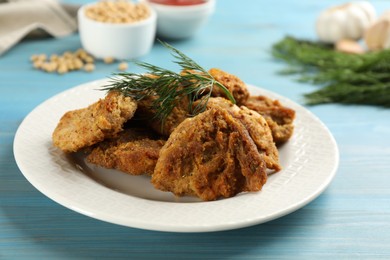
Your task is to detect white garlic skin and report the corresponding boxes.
[316,1,376,43]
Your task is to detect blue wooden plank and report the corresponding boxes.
[1,0,390,259]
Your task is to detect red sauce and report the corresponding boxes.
[149,0,206,6]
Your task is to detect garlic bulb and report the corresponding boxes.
[364,19,390,50]
[316,1,376,43]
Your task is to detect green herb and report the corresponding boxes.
[272,36,390,107]
[103,41,235,122]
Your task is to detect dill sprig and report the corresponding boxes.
[103,41,235,121]
[272,36,390,107]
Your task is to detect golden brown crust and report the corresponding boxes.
[52,91,137,153]
[86,128,165,176]
[243,95,295,144]
[209,68,250,105]
[152,108,267,201]
[205,98,281,172]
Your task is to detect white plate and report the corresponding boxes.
[14,79,339,233]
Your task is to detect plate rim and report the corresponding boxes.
[13,78,339,232]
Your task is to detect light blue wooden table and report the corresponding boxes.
[1,0,390,259]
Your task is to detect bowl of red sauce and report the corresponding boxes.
[146,0,215,39]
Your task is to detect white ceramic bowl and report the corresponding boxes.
[78,3,157,60]
[146,0,215,39]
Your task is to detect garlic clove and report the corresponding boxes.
[382,20,390,49]
[379,10,390,22]
[335,39,365,54]
[364,19,390,50]
[377,22,390,50]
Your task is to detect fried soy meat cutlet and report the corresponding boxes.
[205,97,281,172]
[208,68,250,105]
[52,91,137,153]
[87,128,165,176]
[152,108,268,201]
[243,95,295,144]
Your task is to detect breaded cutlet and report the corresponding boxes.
[86,128,165,176]
[152,108,267,201]
[243,95,295,144]
[52,91,137,153]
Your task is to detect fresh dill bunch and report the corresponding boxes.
[272,36,390,107]
[103,41,235,122]
[305,82,390,107]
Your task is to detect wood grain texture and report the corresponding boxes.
[1,0,390,259]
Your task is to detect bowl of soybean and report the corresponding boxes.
[78,1,157,60]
